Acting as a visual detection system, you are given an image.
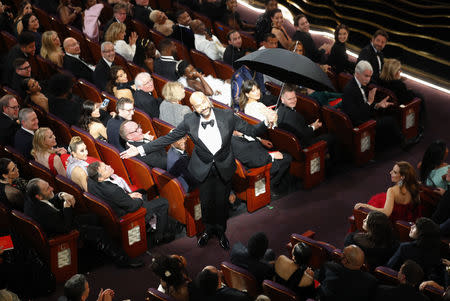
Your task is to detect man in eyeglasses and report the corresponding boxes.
[133,72,162,119]
[106,97,135,151]
[0,94,20,146]
[11,58,31,99]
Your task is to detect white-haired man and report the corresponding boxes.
[133,72,162,118]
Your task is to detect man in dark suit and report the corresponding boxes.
[14,108,39,159]
[121,92,273,249]
[166,135,198,192]
[2,31,35,85]
[375,260,429,301]
[315,245,378,301]
[153,39,179,81]
[63,37,94,82]
[10,58,31,99]
[103,2,132,41]
[120,120,167,169]
[107,97,134,151]
[357,29,388,84]
[223,30,248,69]
[170,10,195,50]
[0,95,20,146]
[93,42,115,91]
[48,73,83,126]
[132,0,154,28]
[133,72,162,118]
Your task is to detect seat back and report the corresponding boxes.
[420,185,441,217]
[123,158,157,198]
[55,175,88,212]
[213,60,234,81]
[132,108,157,137]
[49,15,68,40]
[172,39,191,63]
[131,19,151,40]
[47,113,73,146]
[151,118,195,155]
[82,192,120,237]
[29,160,56,187]
[262,280,298,301]
[241,32,257,50]
[321,105,353,146]
[10,209,48,257]
[220,261,260,297]
[77,79,103,103]
[4,146,32,179]
[94,140,132,186]
[146,288,177,301]
[70,126,102,160]
[85,38,102,63]
[127,62,146,80]
[289,234,336,269]
[189,49,216,77]
[113,53,132,79]
[1,86,22,106]
[1,30,17,50]
[394,220,414,242]
[152,74,169,98]
[352,207,371,232]
[337,72,352,92]
[213,21,231,44]
[295,94,322,125]
[150,29,166,48]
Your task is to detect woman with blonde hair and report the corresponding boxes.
[159,81,191,127]
[104,22,137,61]
[149,10,174,37]
[379,58,419,104]
[40,30,64,67]
[31,127,68,176]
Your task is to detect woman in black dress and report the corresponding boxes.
[327,24,354,74]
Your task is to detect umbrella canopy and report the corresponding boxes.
[236,48,335,91]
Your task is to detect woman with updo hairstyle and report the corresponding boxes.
[133,38,160,73]
[0,158,26,210]
[13,0,32,36]
[355,161,422,222]
[22,77,49,112]
[419,140,448,191]
[274,242,315,300]
[159,81,191,127]
[40,30,64,67]
[239,79,277,125]
[326,23,355,74]
[344,211,399,270]
[31,127,68,176]
[269,8,291,49]
[78,100,109,141]
[106,65,135,101]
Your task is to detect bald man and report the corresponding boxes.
[315,245,377,301]
[63,37,95,82]
[121,92,274,250]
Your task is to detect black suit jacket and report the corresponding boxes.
[127,140,167,169]
[48,95,82,126]
[230,242,274,284]
[357,43,384,84]
[375,284,429,301]
[342,77,374,126]
[106,115,126,152]
[142,108,267,182]
[133,89,162,118]
[153,58,179,81]
[167,147,197,192]
[13,128,34,159]
[93,58,114,91]
[132,5,154,28]
[0,113,19,146]
[277,104,315,147]
[63,54,93,82]
[292,30,325,63]
[170,24,195,50]
[2,45,27,85]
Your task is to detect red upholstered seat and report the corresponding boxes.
[288,233,339,269]
[132,108,157,137]
[47,113,73,146]
[151,118,194,155]
[150,29,165,48]
[77,79,103,103]
[94,140,133,187]
[152,73,168,98]
[85,38,102,63]
[70,126,102,160]
[29,160,56,187]
[55,175,88,212]
[262,280,298,301]
[35,55,59,79]
[172,39,191,63]
[213,60,234,81]
[123,157,158,199]
[131,19,150,40]
[337,72,353,92]
[127,62,146,80]
[49,15,68,40]
[190,49,217,77]
[220,261,261,297]
[213,21,231,45]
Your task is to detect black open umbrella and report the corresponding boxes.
[236,48,335,92]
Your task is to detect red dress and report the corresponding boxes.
[367,192,421,222]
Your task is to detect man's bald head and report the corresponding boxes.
[63,37,81,55]
[342,244,365,270]
[190,92,213,119]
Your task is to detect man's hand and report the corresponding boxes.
[259,138,273,149]
[120,143,139,158]
[129,192,143,199]
[310,119,322,130]
[60,192,76,207]
[97,288,115,301]
[143,132,154,141]
[375,96,393,109]
[272,151,283,160]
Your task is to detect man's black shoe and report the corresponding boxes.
[218,233,230,250]
[197,232,210,247]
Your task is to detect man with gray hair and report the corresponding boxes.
[0,95,20,146]
[14,108,39,159]
[342,60,402,148]
[93,41,116,91]
[133,72,162,118]
[60,274,115,301]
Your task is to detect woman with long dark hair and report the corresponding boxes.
[326,24,355,74]
[420,140,449,191]
[78,100,109,141]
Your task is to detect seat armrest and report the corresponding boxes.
[352,119,376,165]
[119,207,147,258]
[302,140,327,189]
[48,230,79,283]
[398,97,421,139]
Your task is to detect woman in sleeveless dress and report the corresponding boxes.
[31,127,68,176]
[239,80,277,125]
[269,8,292,49]
[419,140,449,192]
[354,161,421,222]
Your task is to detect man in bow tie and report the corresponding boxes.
[357,29,388,84]
[121,91,274,250]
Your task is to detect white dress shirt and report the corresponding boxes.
[194,34,225,61]
[354,77,368,103]
[198,110,221,155]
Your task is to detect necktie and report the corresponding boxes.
[201,120,215,129]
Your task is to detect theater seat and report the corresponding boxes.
[152,74,168,98]
[55,175,88,212]
[49,15,68,40]
[94,140,133,187]
[85,38,102,63]
[131,19,150,40]
[213,60,234,81]
[29,160,56,188]
[70,126,102,160]
[10,210,79,283]
[220,261,261,297]
[149,29,165,47]
[262,280,298,301]
[35,55,59,79]
[419,185,440,217]
[189,49,217,77]
[172,39,191,63]
[337,72,352,92]
[76,79,103,103]
[127,62,146,80]
[4,146,32,179]
[288,233,338,269]
[348,206,371,233]
[151,118,194,155]
[123,157,158,200]
[132,108,157,137]
[213,21,231,45]
[66,25,95,65]
[46,113,72,146]
[1,30,17,50]
[146,288,177,301]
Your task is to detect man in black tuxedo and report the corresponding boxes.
[120,120,167,169]
[48,73,83,126]
[170,10,195,50]
[133,72,162,118]
[107,97,134,151]
[132,0,154,28]
[2,31,35,85]
[0,95,20,146]
[121,92,274,249]
[63,37,94,82]
[93,42,115,91]
[153,39,179,81]
[357,29,388,84]
[375,260,429,301]
[14,108,39,159]
[166,135,198,192]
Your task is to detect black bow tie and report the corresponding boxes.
[201,120,215,129]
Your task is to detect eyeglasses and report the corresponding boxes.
[18,65,31,71]
[122,107,135,112]
[128,125,141,134]
[7,105,20,110]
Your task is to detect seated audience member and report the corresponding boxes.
[133,38,159,73]
[0,95,20,146]
[78,100,109,141]
[387,218,444,285]
[232,65,273,109]
[119,120,167,169]
[60,274,115,301]
[48,73,83,126]
[107,97,134,151]
[22,77,49,112]
[40,30,64,67]
[133,72,162,118]
[153,38,180,81]
[13,0,32,36]
[104,22,137,61]
[63,37,94,82]
[93,41,116,91]
[151,254,191,301]
[326,24,355,74]
[355,161,422,222]
[239,80,277,124]
[32,127,68,176]
[14,108,39,159]
[167,135,197,192]
[11,58,31,99]
[292,14,331,63]
[87,161,172,243]
[170,10,195,50]
[132,0,154,28]
[431,168,450,235]
[223,30,249,69]
[315,244,378,301]
[419,140,449,191]
[375,260,429,301]
[230,232,275,285]
[25,178,143,268]
[159,81,192,127]
[0,158,26,210]
[345,211,399,270]
[102,2,131,41]
[258,32,278,50]
[255,0,278,44]
[195,265,251,301]
[106,65,135,101]
[357,29,389,84]
[177,60,232,107]
[342,60,403,147]
[57,0,82,27]
[21,13,41,53]
[191,19,225,61]
[274,242,314,300]
[150,10,174,37]
[269,9,292,49]
[3,31,35,86]
[221,0,255,32]
[82,0,104,42]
